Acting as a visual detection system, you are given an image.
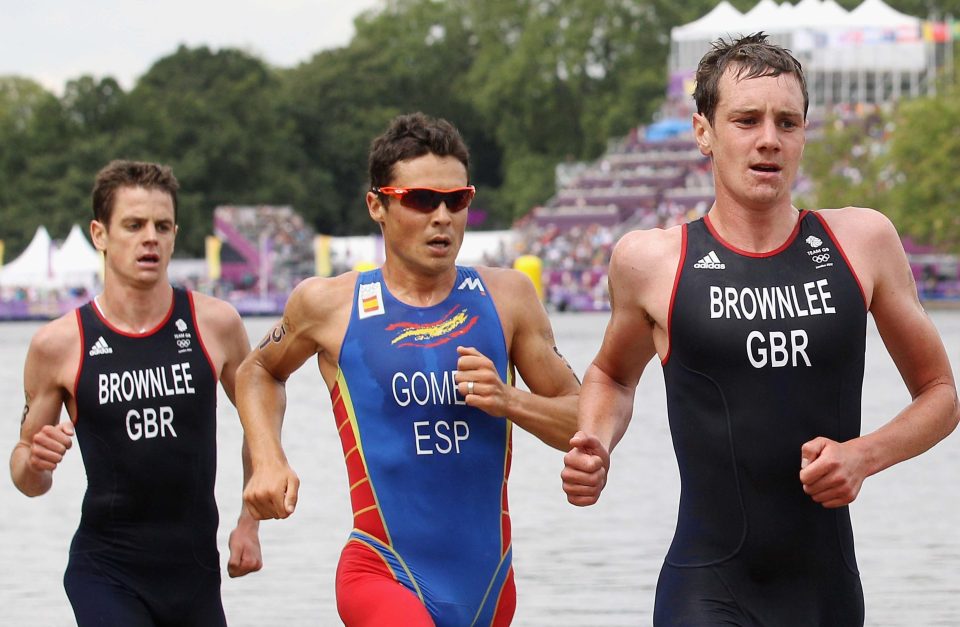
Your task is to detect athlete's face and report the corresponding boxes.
[91,186,177,288]
[694,66,806,213]
[367,153,469,278]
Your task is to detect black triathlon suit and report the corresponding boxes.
[64,288,226,627]
[656,211,867,626]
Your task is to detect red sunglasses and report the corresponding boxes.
[373,185,476,213]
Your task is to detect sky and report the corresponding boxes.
[0,0,385,93]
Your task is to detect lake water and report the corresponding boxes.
[1,311,958,626]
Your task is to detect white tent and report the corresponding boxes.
[52,224,102,291]
[672,1,744,41]
[741,0,795,34]
[0,224,102,291]
[0,226,60,289]
[669,0,938,107]
[673,0,919,40]
[849,0,920,28]
[789,0,854,29]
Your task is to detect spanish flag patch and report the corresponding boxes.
[358,281,386,319]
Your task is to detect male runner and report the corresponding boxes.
[237,112,580,626]
[561,33,958,626]
[10,160,262,626]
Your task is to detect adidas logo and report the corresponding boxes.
[693,250,726,270]
[89,336,113,356]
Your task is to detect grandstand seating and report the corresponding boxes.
[213,205,316,295]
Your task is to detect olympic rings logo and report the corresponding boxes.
[812,253,831,264]
[177,339,191,349]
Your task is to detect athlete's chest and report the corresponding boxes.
[670,219,866,372]
[76,304,216,443]
[342,270,507,375]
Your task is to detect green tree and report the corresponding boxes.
[279,0,493,233]
[801,113,890,212]
[885,88,960,250]
[0,76,84,255]
[124,46,309,255]
[61,76,128,134]
[461,0,709,221]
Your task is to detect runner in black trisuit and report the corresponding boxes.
[11,160,262,626]
[562,33,958,626]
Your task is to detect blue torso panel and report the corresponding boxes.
[334,266,514,625]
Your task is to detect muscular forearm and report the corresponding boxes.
[858,380,959,476]
[505,389,578,451]
[241,437,254,487]
[237,439,260,529]
[236,363,291,468]
[578,363,637,453]
[9,443,52,497]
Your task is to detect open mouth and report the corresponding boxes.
[137,253,160,265]
[751,163,781,173]
[427,236,451,251]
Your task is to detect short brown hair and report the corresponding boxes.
[92,160,179,226]
[368,112,470,190]
[694,32,808,124]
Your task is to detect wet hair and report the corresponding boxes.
[92,160,179,226]
[694,32,808,124]
[368,112,470,189]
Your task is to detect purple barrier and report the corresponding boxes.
[228,293,289,317]
[0,296,91,321]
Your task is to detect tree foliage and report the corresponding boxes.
[801,114,891,212]
[0,0,958,258]
[803,86,960,252]
[885,88,960,249]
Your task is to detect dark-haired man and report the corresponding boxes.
[237,112,580,626]
[562,33,958,625]
[10,160,262,626]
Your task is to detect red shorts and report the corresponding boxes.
[335,540,515,626]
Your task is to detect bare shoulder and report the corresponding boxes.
[475,265,538,299]
[281,273,359,347]
[815,207,904,303]
[29,311,80,361]
[248,273,359,377]
[610,225,684,284]
[25,311,81,389]
[613,225,683,264]
[285,272,358,319]
[190,291,244,335]
[473,266,548,349]
[815,207,900,249]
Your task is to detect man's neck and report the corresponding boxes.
[706,201,801,254]
[380,261,457,308]
[96,281,174,334]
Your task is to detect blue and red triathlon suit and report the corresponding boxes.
[656,211,867,626]
[334,266,515,627]
[65,287,227,627]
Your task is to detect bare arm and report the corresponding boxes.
[467,268,580,450]
[800,209,959,507]
[204,302,262,520]
[194,296,259,506]
[194,293,265,575]
[227,437,263,576]
[563,231,668,505]
[580,233,662,450]
[235,276,350,519]
[237,307,317,471]
[10,317,78,497]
